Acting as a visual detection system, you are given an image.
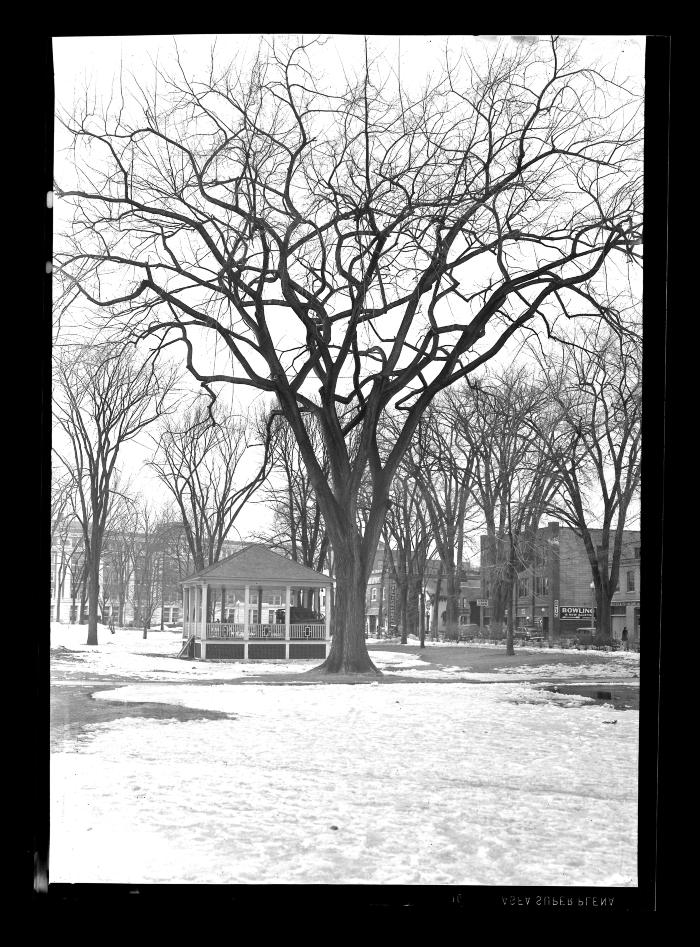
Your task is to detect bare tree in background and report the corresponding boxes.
[382,470,431,645]
[51,466,74,544]
[55,36,642,672]
[447,368,560,654]
[53,345,178,644]
[130,501,164,638]
[403,405,476,642]
[257,416,330,582]
[67,535,87,624]
[529,325,642,640]
[101,495,139,628]
[150,401,273,573]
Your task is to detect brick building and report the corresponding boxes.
[480,521,641,643]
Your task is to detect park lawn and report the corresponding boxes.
[49,624,639,886]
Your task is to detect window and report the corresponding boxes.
[371,587,377,602]
[533,576,550,596]
[382,587,386,600]
[634,547,641,559]
[518,578,528,597]
[626,570,635,592]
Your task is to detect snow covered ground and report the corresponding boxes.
[50,624,639,886]
[369,650,639,682]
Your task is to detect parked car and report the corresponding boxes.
[274,605,325,624]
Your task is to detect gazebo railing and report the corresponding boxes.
[187,621,328,640]
[206,622,245,639]
[289,623,326,640]
[248,624,286,639]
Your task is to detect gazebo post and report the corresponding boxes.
[325,585,332,656]
[243,584,250,660]
[221,586,226,622]
[285,585,291,660]
[201,584,208,659]
[182,586,187,641]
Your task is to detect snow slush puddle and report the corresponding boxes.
[541,683,639,711]
[51,683,235,750]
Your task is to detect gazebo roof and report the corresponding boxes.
[181,544,332,587]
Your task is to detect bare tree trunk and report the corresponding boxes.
[86,560,100,645]
[377,560,386,639]
[506,568,516,657]
[432,570,443,640]
[445,567,459,641]
[597,590,612,642]
[315,534,380,675]
[408,579,420,640]
[398,580,409,645]
[419,589,426,649]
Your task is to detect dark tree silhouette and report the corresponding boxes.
[255,415,331,585]
[446,368,561,654]
[150,401,273,573]
[528,324,642,640]
[53,345,177,644]
[55,36,642,670]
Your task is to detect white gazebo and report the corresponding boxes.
[180,544,333,660]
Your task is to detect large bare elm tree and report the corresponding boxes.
[54,35,642,672]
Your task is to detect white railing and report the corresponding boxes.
[248,624,286,639]
[289,623,326,640]
[206,622,245,639]
[191,621,329,641]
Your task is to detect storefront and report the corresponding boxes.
[558,605,595,633]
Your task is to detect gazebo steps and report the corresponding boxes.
[178,635,195,659]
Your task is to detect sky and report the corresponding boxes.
[51,34,644,540]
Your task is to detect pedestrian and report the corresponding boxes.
[621,626,629,651]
